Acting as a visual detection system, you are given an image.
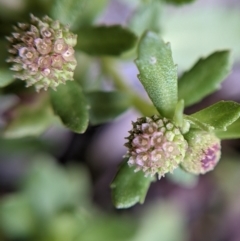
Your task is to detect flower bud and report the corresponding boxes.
[125,115,188,178]
[181,129,221,174]
[6,14,77,92]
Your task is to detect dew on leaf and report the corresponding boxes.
[149,56,157,64]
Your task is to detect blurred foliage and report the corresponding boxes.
[1,0,240,240]
[0,155,186,241]
[129,0,162,36]
[0,69,14,88]
[164,0,195,4]
[3,94,57,138]
[162,7,240,70]
[85,91,131,125]
[76,26,137,55]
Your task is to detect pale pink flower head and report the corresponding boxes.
[125,115,188,178]
[7,14,77,92]
[181,129,221,174]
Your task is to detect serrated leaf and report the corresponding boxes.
[76,25,137,56]
[164,0,195,5]
[136,31,178,118]
[111,159,154,209]
[85,91,131,125]
[51,0,86,28]
[178,51,232,107]
[50,81,89,134]
[0,68,14,87]
[191,101,240,131]
[3,98,56,139]
[216,118,240,139]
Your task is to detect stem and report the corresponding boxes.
[101,58,157,116]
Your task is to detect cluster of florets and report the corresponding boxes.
[181,129,221,174]
[7,14,77,92]
[125,115,188,178]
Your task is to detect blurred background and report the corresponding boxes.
[0,0,240,240]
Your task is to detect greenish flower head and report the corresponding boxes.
[7,14,77,92]
[125,115,188,179]
[181,129,221,174]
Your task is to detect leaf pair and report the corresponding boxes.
[51,0,137,55]
[136,31,232,119]
[189,101,240,139]
[111,31,236,209]
[2,82,131,138]
[50,81,131,134]
[136,31,240,139]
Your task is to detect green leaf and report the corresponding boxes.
[50,81,89,134]
[0,40,9,67]
[51,0,86,28]
[164,0,195,5]
[23,155,88,218]
[0,68,14,87]
[191,101,240,131]
[129,0,162,36]
[73,0,109,28]
[85,91,131,125]
[132,202,187,241]
[111,159,154,209]
[136,31,178,118]
[184,115,214,132]
[0,137,50,157]
[178,51,232,107]
[78,216,137,241]
[0,195,35,239]
[76,25,137,56]
[3,98,56,139]
[216,118,240,139]
[45,213,81,241]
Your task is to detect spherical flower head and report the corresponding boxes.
[181,129,221,174]
[125,115,188,179]
[6,14,77,92]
